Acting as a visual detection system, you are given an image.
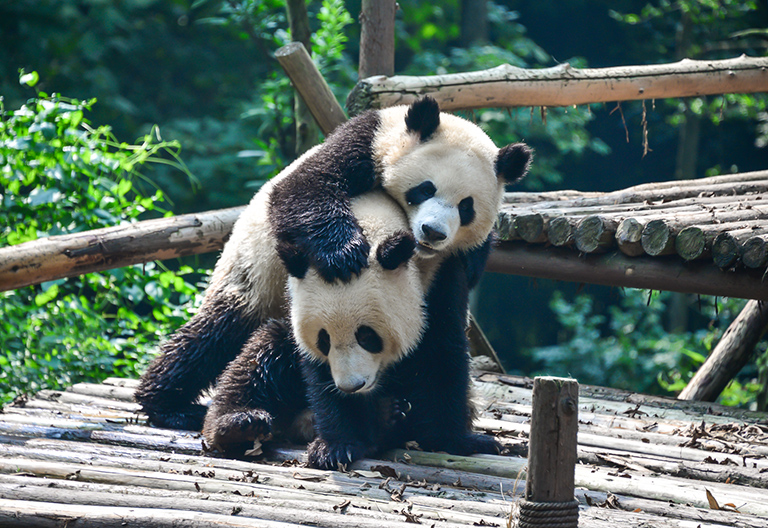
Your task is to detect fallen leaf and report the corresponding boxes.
[705,489,720,510]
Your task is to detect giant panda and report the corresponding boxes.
[202,190,427,453]
[203,191,502,469]
[135,96,531,431]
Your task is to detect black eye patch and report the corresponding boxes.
[459,197,475,226]
[355,325,383,354]
[405,181,436,205]
[317,329,330,356]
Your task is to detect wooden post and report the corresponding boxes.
[358,0,396,80]
[275,42,347,135]
[519,376,579,527]
[678,300,768,402]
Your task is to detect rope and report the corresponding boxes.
[517,499,579,528]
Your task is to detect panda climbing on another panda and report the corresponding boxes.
[134,96,532,437]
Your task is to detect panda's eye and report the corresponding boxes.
[405,181,436,205]
[459,197,475,226]
[317,329,331,356]
[355,325,383,353]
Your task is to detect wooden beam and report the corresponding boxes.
[275,42,347,135]
[0,207,243,292]
[486,242,768,301]
[678,300,768,402]
[347,55,768,114]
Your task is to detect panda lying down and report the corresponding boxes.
[135,97,532,469]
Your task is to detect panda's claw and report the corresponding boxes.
[307,437,369,470]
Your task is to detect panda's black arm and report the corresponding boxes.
[301,362,378,470]
[268,111,381,283]
[400,255,500,455]
[458,232,495,290]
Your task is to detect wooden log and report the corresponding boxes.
[347,55,768,113]
[641,218,679,256]
[503,171,768,212]
[358,0,396,80]
[574,216,619,253]
[486,242,768,301]
[741,234,768,269]
[675,225,715,261]
[525,377,579,503]
[275,42,347,135]
[615,218,646,256]
[0,498,308,528]
[678,300,768,402]
[513,213,549,243]
[713,227,768,269]
[0,207,243,292]
[548,216,577,247]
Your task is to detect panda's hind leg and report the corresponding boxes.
[202,319,309,455]
[134,290,260,431]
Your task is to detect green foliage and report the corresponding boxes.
[0,76,205,403]
[532,289,765,406]
[400,3,610,189]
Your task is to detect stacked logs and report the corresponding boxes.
[498,170,768,269]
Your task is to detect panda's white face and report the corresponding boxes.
[289,263,425,394]
[288,191,426,395]
[374,108,504,256]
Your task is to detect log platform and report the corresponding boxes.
[490,170,768,301]
[1,374,766,527]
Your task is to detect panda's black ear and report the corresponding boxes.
[405,96,440,142]
[496,143,533,184]
[276,240,310,279]
[376,231,416,270]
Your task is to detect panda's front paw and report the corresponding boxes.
[314,230,371,283]
[202,409,273,453]
[306,437,369,470]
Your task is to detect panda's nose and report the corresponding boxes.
[337,379,366,394]
[421,224,447,243]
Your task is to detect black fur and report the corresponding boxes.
[202,319,308,453]
[404,96,440,142]
[269,111,381,284]
[134,291,261,430]
[496,143,533,184]
[376,231,417,271]
[459,233,496,290]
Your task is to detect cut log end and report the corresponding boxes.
[615,218,646,257]
[741,235,768,269]
[713,232,739,269]
[675,226,707,261]
[642,219,675,256]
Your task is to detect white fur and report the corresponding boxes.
[288,191,426,393]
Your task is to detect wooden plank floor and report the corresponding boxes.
[1,373,766,527]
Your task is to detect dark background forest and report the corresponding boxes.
[1,0,767,408]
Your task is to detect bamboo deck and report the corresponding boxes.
[498,171,768,267]
[1,373,766,527]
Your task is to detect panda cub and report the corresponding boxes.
[135,96,531,432]
[202,191,428,457]
[203,192,501,469]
